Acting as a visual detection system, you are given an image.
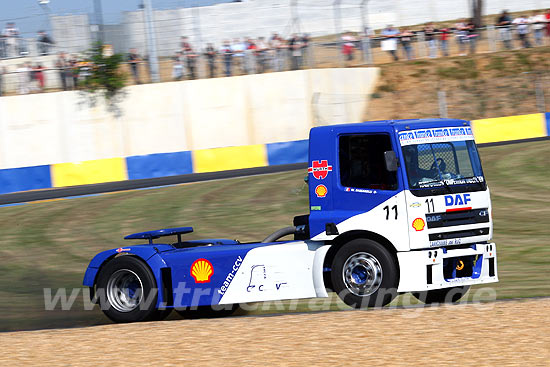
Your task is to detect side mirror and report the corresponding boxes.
[384,151,399,172]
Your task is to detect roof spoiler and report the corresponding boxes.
[124,227,194,245]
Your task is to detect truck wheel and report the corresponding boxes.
[96,255,160,323]
[413,286,470,304]
[176,304,238,319]
[331,239,398,308]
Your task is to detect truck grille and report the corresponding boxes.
[429,227,490,241]
[426,208,489,229]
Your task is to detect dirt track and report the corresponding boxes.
[1,299,548,366]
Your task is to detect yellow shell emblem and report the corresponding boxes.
[191,259,214,283]
[456,260,465,271]
[412,218,425,231]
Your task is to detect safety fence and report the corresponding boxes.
[1,112,548,196]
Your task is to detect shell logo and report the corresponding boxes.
[315,184,328,198]
[190,259,214,283]
[412,218,425,231]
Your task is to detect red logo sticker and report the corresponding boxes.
[315,184,328,198]
[116,248,130,253]
[308,160,333,180]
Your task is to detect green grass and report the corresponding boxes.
[0,141,549,331]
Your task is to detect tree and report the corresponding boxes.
[471,0,483,28]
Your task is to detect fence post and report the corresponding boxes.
[487,24,497,53]
[362,36,373,65]
[417,31,426,59]
[438,88,448,118]
[535,74,546,113]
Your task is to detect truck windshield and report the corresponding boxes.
[401,140,486,195]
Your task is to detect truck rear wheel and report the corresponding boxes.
[96,255,161,323]
[331,239,398,308]
[412,286,470,304]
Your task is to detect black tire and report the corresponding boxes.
[331,239,399,308]
[413,286,470,304]
[176,304,238,319]
[96,255,161,323]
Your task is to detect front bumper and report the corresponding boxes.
[396,243,498,292]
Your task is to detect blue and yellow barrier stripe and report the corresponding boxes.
[0,113,548,196]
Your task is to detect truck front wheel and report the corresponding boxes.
[412,286,470,304]
[331,239,399,308]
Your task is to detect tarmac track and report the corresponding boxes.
[1,298,548,366]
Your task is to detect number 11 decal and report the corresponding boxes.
[425,198,435,213]
[384,205,398,220]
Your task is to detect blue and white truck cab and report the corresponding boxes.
[84,118,498,323]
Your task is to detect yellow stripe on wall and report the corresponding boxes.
[193,145,268,173]
[51,158,128,187]
[471,113,546,144]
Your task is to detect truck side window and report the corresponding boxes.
[339,134,397,190]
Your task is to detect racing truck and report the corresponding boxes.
[84,118,498,323]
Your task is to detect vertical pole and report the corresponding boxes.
[487,24,496,53]
[93,0,104,43]
[535,74,546,113]
[143,0,160,82]
[361,0,373,65]
[438,89,448,118]
[333,0,344,67]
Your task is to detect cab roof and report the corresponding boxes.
[312,118,471,134]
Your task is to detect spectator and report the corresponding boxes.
[270,33,285,72]
[0,66,5,96]
[33,64,46,91]
[245,37,257,74]
[301,33,311,67]
[204,43,217,78]
[513,15,531,48]
[496,10,513,50]
[288,34,303,70]
[529,11,546,46]
[255,37,269,73]
[231,38,246,74]
[69,56,79,90]
[381,25,400,61]
[400,29,415,60]
[3,22,19,57]
[127,48,141,84]
[455,19,469,56]
[341,32,357,61]
[438,27,451,57]
[55,52,69,91]
[465,19,479,54]
[423,23,437,58]
[545,9,550,39]
[37,30,54,56]
[220,40,233,77]
[172,51,184,81]
[182,39,198,79]
[16,63,30,94]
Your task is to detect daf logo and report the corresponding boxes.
[478,210,488,217]
[426,215,442,222]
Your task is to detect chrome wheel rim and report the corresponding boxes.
[106,269,143,312]
[342,252,383,297]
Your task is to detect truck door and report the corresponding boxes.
[309,132,410,251]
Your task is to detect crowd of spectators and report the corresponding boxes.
[1,9,550,94]
[377,9,550,61]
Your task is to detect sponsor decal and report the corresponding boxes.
[426,215,442,223]
[412,218,425,231]
[315,184,328,198]
[218,256,243,295]
[409,202,422,208]
[430,238,462,247]
[246,265,287,292]
[445,193,472,211]
[398,126,474,146]
[116,248,130,253]
[310,205,322,211]
[190,259,214,283]
[308,160,333,180]
[345,187,377,194]
[456,260,465,271]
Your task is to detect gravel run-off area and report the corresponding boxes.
[1,298,548,366]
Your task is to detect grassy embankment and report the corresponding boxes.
[0,140,548,331]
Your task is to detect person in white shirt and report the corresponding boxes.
[3,22,19,57]
[528,11,546,46]
[513,15,531,48]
